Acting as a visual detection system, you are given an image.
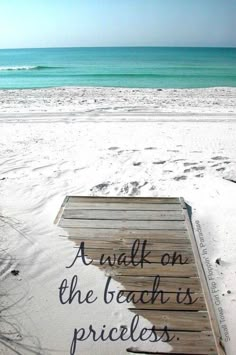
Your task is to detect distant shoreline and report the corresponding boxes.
[0,85,236,91]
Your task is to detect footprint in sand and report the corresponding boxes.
[120,181,148,195]
[174,176,187,181]
[149,185,156,191]
[90,182,111,193]
[152,161,166,165]
[184,166,205,174]
[211,156,229,161]
[183,162,198,166]
[190,166,205,171]
[108,147,119,151]
[133,162,142,166]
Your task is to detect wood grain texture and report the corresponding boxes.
[60,227,189,242]
[128,330,217,354]
[114,275,202,293]
[68,196,180,204]
[130,309,212,331]
[63,209,185,221]
[69,238,192,251]
[59,218,186,230]
[95,263,198,277]
[66,202,183,211]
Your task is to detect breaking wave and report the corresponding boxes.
[0,65,59,71]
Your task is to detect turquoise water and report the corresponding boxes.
[0,47,235,89]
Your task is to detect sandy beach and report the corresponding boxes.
[0,86,236,114]
[1,87,236,354]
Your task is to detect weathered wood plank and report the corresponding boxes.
[68,196,180,204]
[59,218,186,230]
[128,331,217,354]
[54,196,69,224]
[100,263,197,277]
[68,237,191,249]
[65,202,183,211]
[180,198,224,355]
[60,228,189,242]
[108,292,206,310]
[113,275,202,293]
[131,309,212,331]
[69,238,192,251]
[63,209,185,221]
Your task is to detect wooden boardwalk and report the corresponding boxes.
[56,196,225,354]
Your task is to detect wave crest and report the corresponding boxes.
[0,65,59,71]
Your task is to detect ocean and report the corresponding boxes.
[0,47,235,89]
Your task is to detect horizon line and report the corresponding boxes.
[0,45,236,50]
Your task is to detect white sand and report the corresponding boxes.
[0,87,236,354]
[0,86,236,114]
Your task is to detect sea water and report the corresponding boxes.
[0,47,235,89]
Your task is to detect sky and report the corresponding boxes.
[0,0,235,49]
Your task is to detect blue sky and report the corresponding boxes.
[0,0,235,48]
